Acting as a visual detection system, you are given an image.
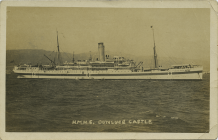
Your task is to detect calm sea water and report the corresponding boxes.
[6,73,210,132]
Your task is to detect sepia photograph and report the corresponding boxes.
[5,7,210,132]
[1,0,217,139]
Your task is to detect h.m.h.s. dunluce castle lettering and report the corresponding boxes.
[13,26,203,80]
[72,119,153,125]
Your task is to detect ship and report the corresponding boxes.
[13,27,203,80]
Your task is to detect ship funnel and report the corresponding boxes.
[98,42,105,62]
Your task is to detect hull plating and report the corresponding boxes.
[15,70,203,80]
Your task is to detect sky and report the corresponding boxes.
[6,7,210,62]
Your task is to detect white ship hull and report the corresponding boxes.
[14,69,203,80]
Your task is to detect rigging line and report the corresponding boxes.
[37,51,54,65]
[155,38,179,65]
[47,50,55,56]
[157,37,179,65]
[43,51,56,63]
[155,44,178,65]
[59,47,73,61]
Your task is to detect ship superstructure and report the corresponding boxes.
[13,27,203,80]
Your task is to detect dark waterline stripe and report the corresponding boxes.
[15,71,202,76]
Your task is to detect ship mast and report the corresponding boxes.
[57,31,60,62]
[151,26,158,68]
[56,30,62,65]
[72,51,75,63]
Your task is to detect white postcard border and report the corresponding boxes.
[0,0,217,139]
